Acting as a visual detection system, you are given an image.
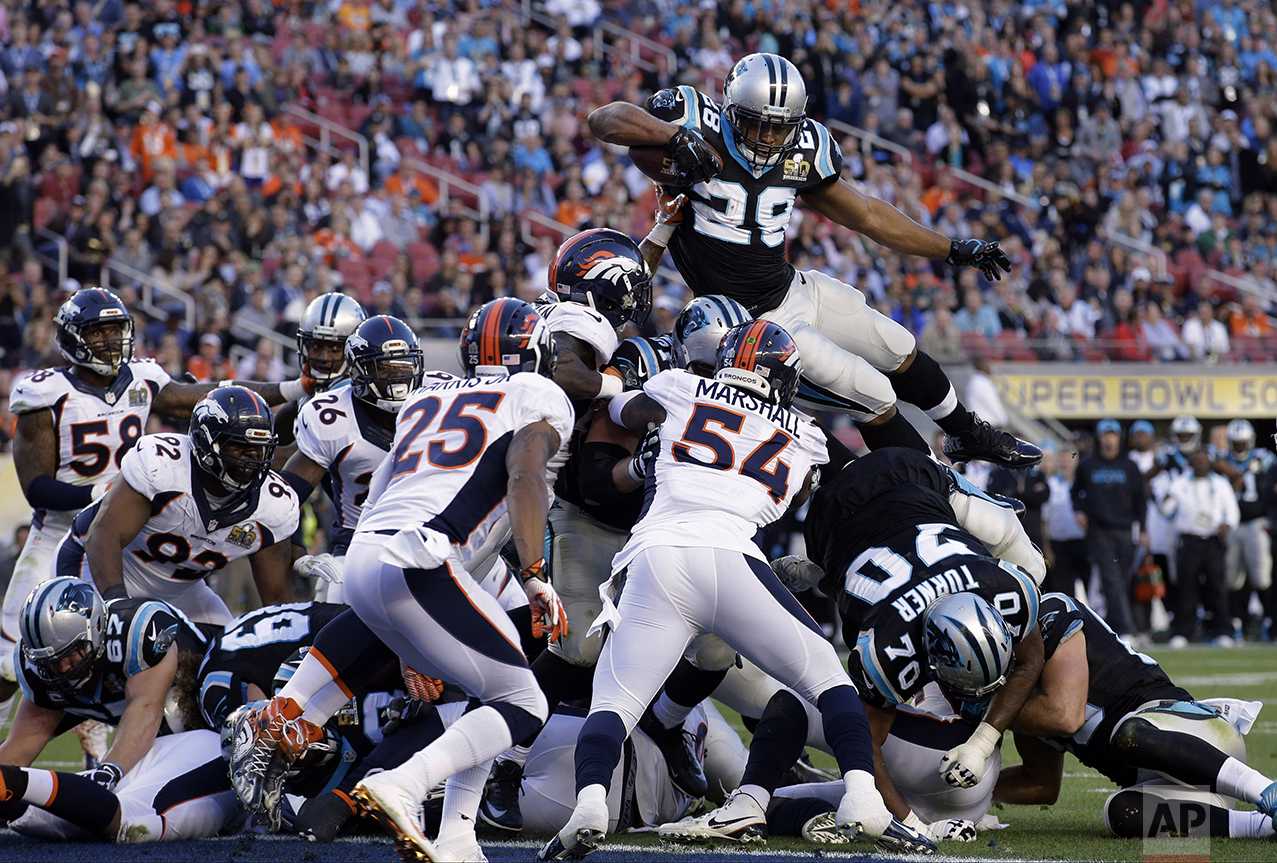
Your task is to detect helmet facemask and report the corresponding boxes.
[300,335,349,382]
[725,105,803,171]
[25,637,102,692]
[70,318,134,377]
[353,351,424,414]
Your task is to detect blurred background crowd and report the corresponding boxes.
[0,0,1270,392]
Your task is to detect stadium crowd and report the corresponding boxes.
[0,0,1269,382]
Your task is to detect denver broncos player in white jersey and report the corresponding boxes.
[590,53,1038,469]
[541,321,930,860]
[0,287,311,758]
[55,387,299,625]
[234,299,575,861]
[280,315,427,603]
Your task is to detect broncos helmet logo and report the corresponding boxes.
[195,399,231,424]
[574,251,642,290]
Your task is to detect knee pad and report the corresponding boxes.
[1103,788,1145,838]
[867,311,917,373]
[1119,703,1247,762]
[489,699,547,742]
[686,634,737,673]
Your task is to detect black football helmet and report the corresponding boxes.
[549,229,652,329]
[610,334,677,391]
[346,315,424,414]
[190,386,278,493]
[297,292,368,383]
[715,320,801,408]
[459,298,556,379]
[54,287,135,376]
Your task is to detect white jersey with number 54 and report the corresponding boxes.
[615,369,828,571]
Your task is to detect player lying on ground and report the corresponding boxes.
[0,578,236,842]
[595,52,1038,468]
[540,321,935,860]
[994,592,1277,839]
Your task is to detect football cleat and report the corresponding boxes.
[801,811,848,844]
[780,751,839,787]
[537,797,608,860]
[657,788,767,844]
[352,771,440,862]
[638,707,708,799]
[942,413,1042,469]
[75,719,111,770]
[1259,781,1277,818]
[478,759,524,833]
[872,818,939,855]
[230,696,324,830]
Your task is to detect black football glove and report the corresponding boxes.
[769,555,825,593]
[380,696,431,736]
[626,425,663,483]
[79,761,123,791]
[664,127,722,187]
[946,239,1012,281]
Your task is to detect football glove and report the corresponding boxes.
[904,810,977,842]
[626,426,663,483]
[664,127,722,187]
[655,186,687,225]
[946,239,1012,281]
[940,721,1001,788]
[79,761,123,792]
[521,559,568,643]
[294,553,343,584]
[380,695,433,736]
[769,555,825,593]
[400,660,443,703]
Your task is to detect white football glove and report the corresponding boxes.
[294,553,344,584]
[939,721,1001,788]
[904,810,978,842]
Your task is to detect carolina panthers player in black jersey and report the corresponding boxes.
[0,578,240,843]
[589,53,1039,469]
[802,449,1044,822]
[994,592,1277,839]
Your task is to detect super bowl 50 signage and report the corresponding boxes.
[997,367,1277,419]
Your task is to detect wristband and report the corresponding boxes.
[645,223,675,249]
[608,390,642,426]
[966,721,1003,760]
[279,378,307,401]
[90,482,109,502]
[596,371,624,400]
[903,811,926,831]
[102,584,129,601]
[626,456,645,484]
[519,558,548,584]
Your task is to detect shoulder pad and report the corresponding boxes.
[10,368,69,414]
[539,302,618,367]
[127,600,182,677]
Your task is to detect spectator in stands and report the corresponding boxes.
[917,304,966,363]
[1181,299,1232,360]
[953,282,1002,339]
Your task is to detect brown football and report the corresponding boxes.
[628,142,721,186]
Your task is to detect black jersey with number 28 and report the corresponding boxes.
[644,86,843,313]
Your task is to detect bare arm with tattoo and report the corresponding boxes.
[506,421,562,569]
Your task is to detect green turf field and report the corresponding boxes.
[28,644,1277,861]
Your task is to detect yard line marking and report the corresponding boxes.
[1175,671,1277,686]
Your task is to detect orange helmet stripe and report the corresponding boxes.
[736,320,769,370]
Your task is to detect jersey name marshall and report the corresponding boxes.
[690,377,805,439]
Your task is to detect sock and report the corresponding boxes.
[574,711,627,794]
[652,692,693,730]
[502,744,532,770]
[661,660,729,721]
[766,796,833,838]
[1,767,117,837]
[739,783,771,811]
[289,609,399,719]
[817,685,874,775]
[856,410,930,454]
[392,706,514,801]
[436,759,490,848]
[1229,809,1275,838]
[576,783,607,818]
[888,351,969,432]
[1215,756,1273,802]
[739,690,808,795]
[279,650,341,714]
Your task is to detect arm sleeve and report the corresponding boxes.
[26,477,96,510]
[644,86,699,127]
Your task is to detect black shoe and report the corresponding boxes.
[479,759,524,833]
[779,751,839,787]
[294,791,356,842]
[988,492,1027,520]
[942,413,1042,469]
[638,707,709,798]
